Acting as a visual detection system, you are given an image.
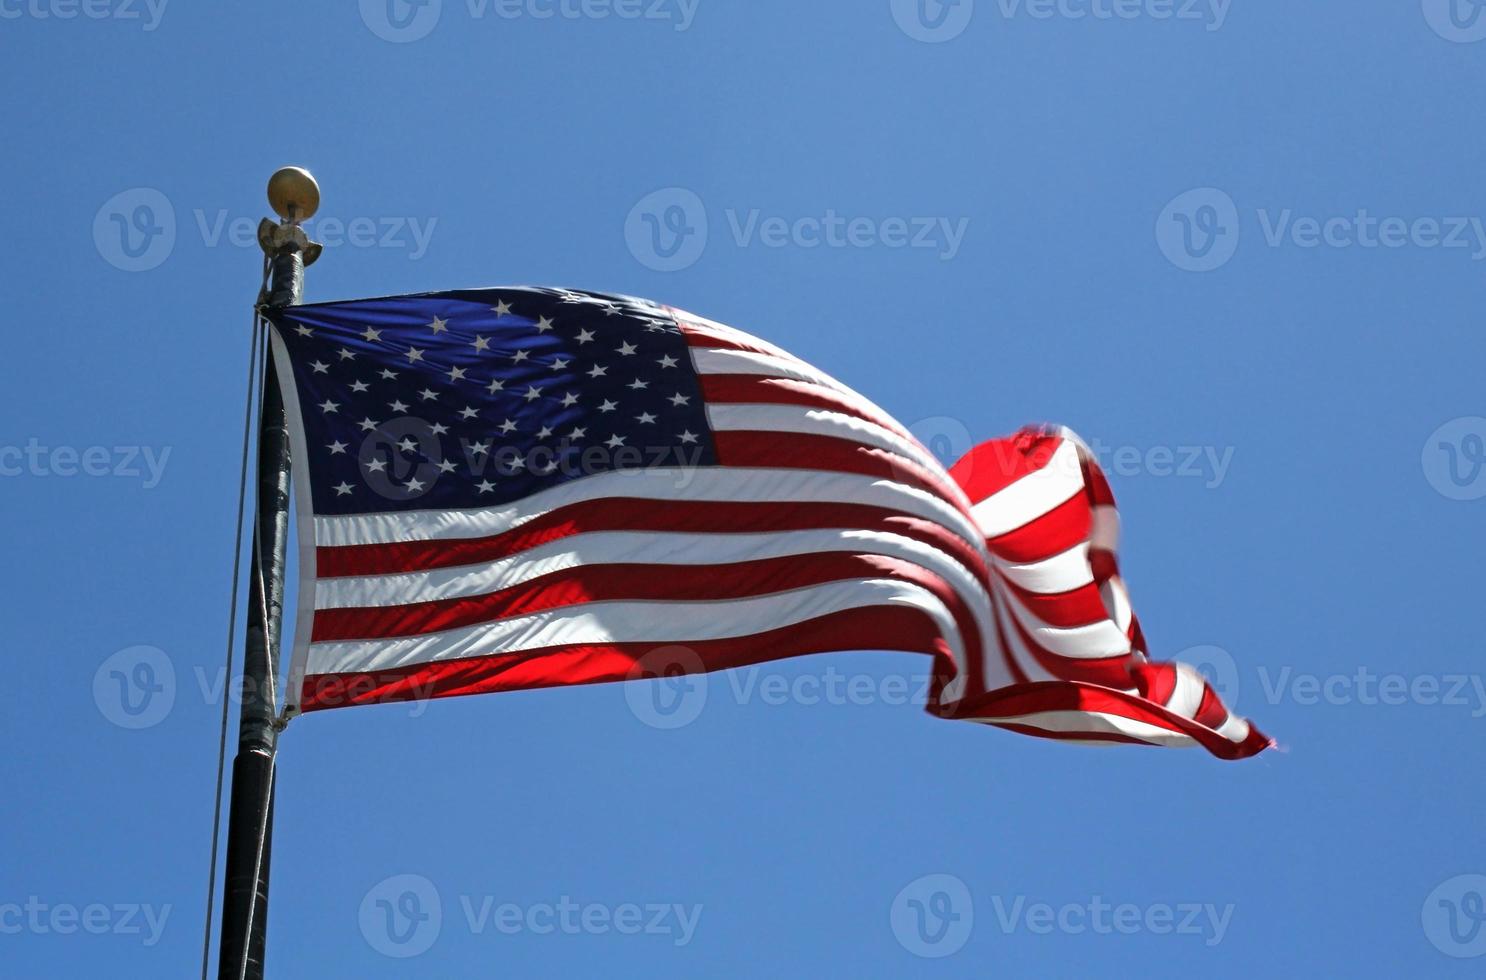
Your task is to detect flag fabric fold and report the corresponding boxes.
[264,286,1268,760]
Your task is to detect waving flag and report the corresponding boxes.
[265,287,1269,759]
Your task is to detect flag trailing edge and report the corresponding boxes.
[263,286,1270,760]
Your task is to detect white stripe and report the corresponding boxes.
[968,438,1085,538]
[988,586,1057,685]
[973,710,1196,748]
[993,542,1093,594]
[1090,504,1120,551]
[313,466,988,557]
[1099,576,1133,634]
[1002,591,1133,661]
[317,526,987,615]
[1214,713,1251,743]
[306,577,965,677]
[1165,663,1207,719]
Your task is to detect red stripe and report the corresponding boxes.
[674,317,789,358]
[994,590,1134,689]
[319,499,988,580]
[311,553,986,668]
[984,492,1091,563]
[300,604,956,711]
[712,431,970,522]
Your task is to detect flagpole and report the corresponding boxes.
[217,167,322,980]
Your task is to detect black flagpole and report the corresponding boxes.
[218,168,322,980]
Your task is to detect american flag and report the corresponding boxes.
[265,287,1269,760]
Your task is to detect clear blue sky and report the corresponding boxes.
[4,1,1485,976]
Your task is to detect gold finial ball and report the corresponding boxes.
[267,166,320,223]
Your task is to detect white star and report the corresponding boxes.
[560,392,579,407]
[492,300,513,316]
[499,419,518,434]
[469,441,490,455]
[389,400,410,413]
[460,407,479,420]
[597,399,618,413]
[600,303,621,316]
[486,379,505,393]
[436,459,457,474]
[405,477,426,493]
[358,417,379,431]
[350,380,370,393]
[635,412,657,424]
[658,355,678,369]
[567,426,586,439]
[337,348,356,361]
[295,325,313,337]
[535,316,555,333]
[318,400,339,413]
[430,423,449,435]
[333,482,354,496]
[476,479,497,493]
[616,341,637,356]
[361,326,382,342]
[448,365,467,382]
[405,348,425,363]
[536,426,554,439]
[379,369,398,380]
[310,360,329,374]
[327,441,348,454]
[679,430,699,444]
[668,392,690,406]
[605,434,626,448]
[587,364,608,378]
[428,317,448,334]
[472,335,491,351]
[419,388,439,401]
[628,378,650,390]
[365,458,387,473]
[523,385,543,401]
[575,328,595,344]
[512,350,530,364]
[551,356,570,370]
[396,437,417,453]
